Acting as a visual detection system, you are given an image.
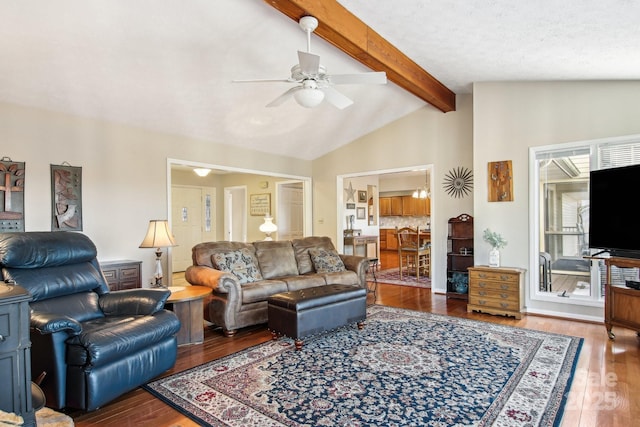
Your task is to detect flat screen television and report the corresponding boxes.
[589,164,640,259]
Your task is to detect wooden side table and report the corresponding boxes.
[166,285,211,346]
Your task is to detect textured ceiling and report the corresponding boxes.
[1,1,638,160]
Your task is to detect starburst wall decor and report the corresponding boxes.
[443,167,473,198]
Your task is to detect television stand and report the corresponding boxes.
[603,257,640,339]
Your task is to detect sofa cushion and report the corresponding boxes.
[309,248,346,273]
[212,248,263,285]
[253,240,298,279]
[281,274,327,291]
[291,236,337,274]
[241,280,288,304]
[321,270,360,286]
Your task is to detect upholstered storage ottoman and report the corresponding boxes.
[268,284,367,350]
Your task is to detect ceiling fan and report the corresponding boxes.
[233,16,387,109]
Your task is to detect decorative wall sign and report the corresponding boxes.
[443,167,473,198]
[0,157,25,232]
[358,191,367,203]
[488,160,514,202]
[356,207,366,219]
[346,203,355,210]
[51,163,83,231]
[250,193,271,216]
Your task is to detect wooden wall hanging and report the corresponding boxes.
[488,160,514,202]
[51,163,83,231]
[0,157,25,232]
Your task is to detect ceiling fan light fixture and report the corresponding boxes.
[293,81,324,108]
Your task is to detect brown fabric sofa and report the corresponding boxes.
[185,236,368,336]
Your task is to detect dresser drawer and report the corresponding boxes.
[469,270,519,283]
[470,279,517,293]
[468,295,520,312]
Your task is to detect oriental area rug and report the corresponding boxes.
[373,267,431,288]
[144,305,582,427]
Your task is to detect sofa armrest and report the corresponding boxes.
[340,254,369,288]
[185,265,239,294]
[99,288,171,316]
[31,312,82,335]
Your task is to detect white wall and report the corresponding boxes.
[473,81,640,319]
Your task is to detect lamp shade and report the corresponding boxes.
[139,220,177,248]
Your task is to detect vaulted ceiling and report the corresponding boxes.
[1,1,638,160]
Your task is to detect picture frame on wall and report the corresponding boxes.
[51,163,83,231]
[0,157,25,232]
[346,203,356,210]
[358,190,367,203]
[250,193,271,216]
[356,207,366,219]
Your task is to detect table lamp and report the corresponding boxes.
[259,214,278,241]
[139,219,177,287]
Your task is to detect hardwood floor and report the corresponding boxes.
[70,251,639,427]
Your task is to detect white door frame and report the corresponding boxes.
[224,186,247,241]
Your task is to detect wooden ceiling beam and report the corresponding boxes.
[263,0,456,112]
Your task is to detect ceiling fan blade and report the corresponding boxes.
[298,51,321,76]
[232,78,293,83]
[266,86,301,107]
[321,86,353,110]
[329,71,387,85]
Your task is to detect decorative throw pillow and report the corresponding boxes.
[308,248,346,273]
[212,248,263,285]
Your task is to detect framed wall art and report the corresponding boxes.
[51,163,83,231]
[250,193,271,216]
[356,207,366,220]
[346,203,356,210]
[488,160,514,202]
[358,190,367,203]
[0,157,25,232]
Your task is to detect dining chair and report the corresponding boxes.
[396,226,430,280]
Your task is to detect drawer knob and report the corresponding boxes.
[500,303,509,308]
[478,300,486,305]
[501,285,509,290]
[479,291,487,296]
[479,282,487,288]
[478,273,488,278]
[500,293,509,299]
[500,275,510,280]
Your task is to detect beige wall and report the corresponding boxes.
[473,81,640,319]
[0,102,311,285]
[311,94,475,292]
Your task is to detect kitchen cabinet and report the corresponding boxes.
[379,230,387,250]
[401,196,430,216]
[386,229,398,250]
[379,197,403,216]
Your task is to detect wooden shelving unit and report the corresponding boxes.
[447,214,473,300]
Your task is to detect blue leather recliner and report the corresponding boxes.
[0,231,181,411]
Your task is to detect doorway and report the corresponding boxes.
[276,181,304,241]
[224,186,247,242]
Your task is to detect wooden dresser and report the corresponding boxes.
[467,266,525,319]
[100,259,142,290]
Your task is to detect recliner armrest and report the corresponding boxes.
[99,288,170,316]
[339,254,369,288]
[31,312,82,334]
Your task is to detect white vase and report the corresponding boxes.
[489,247,500,267]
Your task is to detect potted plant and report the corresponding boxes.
[483,228,507,267]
